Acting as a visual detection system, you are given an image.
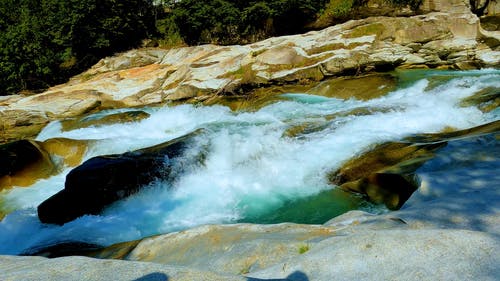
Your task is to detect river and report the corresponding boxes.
[0,69,498,255]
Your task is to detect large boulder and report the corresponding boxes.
[37,129,206,225]
[2,10,498,130]
[0,110,50,144]
[328,120,500,209]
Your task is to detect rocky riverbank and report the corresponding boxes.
[1,5,499,143]
[0,2,499,280]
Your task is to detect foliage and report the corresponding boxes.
[298,244,310,254]
[389,0,423,10]
[0,0,156,95]
[169,0,329,45]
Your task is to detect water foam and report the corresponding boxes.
[0,69,498,254]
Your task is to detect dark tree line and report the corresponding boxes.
[167,0,329,45]
[2,0,428,95]
[0,0,156,95]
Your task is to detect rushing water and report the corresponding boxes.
[0,69,498,254]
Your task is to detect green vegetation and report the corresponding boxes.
[1,0,425,95]
[298,244,310,254]
[0,0,156,95]
[167,0,329,45]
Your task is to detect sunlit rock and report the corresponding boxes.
[459,86,500,112]
[125,223,334,275]
[0,110,49,144]
[37,129,207,225]
[2,9,498,127]
[307,73,398,100]
[39,138,91,167]
[60,110,150,132]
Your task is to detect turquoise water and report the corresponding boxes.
[0,69,498,254]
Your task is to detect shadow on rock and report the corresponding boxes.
[247,271,309,281]
[133,272,169,281]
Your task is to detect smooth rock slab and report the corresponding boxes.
[247,229,500,281]
[0,255,247,281]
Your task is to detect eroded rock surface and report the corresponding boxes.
[1,10,498,142]
[328,120,500,209]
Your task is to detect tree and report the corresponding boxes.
[170,0,328,45]
[0,0,156,95]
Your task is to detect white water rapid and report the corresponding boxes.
[0,69,498,254]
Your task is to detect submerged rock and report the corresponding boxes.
[459,86,500,112]
[307,73,398,100]
[38,138,91,168]
[60,110,150,132]
[0,140,56,191]
[37,129,206,225]
[329,141,444,209]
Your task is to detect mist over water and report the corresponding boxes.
[0,69,498,254]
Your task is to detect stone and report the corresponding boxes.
[328,120,500,209]
[0,110,49,144]
[37,129,206,225]
[60,110,150,132]
[39,138,91,167]
[126,223,335,275]
[247,229,499,281]
[0,140,56,191]
[459,86,500,112]
[2,9,497,128]
[0,255,246,281]
[328,141,445,209]
[307,73,398,100]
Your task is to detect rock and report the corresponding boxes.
[0,255,247,281]
[307,73,398,100]
[282,105,401,138]
[247,229,499,281]
[485,1,500,15]
[38,138,91,167]
[125,223,335,275]
[0,110,49,144]
[60,110,150,132]
[329,141,444,209]
[203,83,316,111]
[37,129,206,225]
[8,90,103,119]
[328,120,500,209]
[20,241,103,258]
[0,140,56,191]
[419,0,472,14]
[2,9,497,127]
[480,15,500,31]
[459,86,500,112]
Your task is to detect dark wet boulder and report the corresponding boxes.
[0,139,56,191]
[38,129,206,225]
[329,141,444,209]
